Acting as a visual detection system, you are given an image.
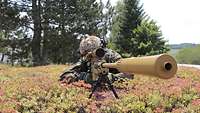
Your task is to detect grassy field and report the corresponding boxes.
[0,64,200,113]
[168,49,180,57]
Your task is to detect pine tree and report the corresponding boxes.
[1,0,115,65]
[39,0,107,63]
[133,20,169,56]
[31,0,43,66]
[110,0,168,57]
[99,0,114,42]
[111,0,145,54]
[0,0,21,65]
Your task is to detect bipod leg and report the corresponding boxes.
[105,76,119,99]
[89,78,102,99]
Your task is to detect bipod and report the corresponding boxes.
[89,74,119,99]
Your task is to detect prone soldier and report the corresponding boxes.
[59,35,133,84]
[59,35,177,98]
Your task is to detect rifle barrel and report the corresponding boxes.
[102,54,177,79]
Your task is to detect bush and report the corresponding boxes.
[176,45,200,64]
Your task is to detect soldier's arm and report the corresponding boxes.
[104,49,122,74]
[104,49,121,63]
[59,60,81,79]
[104,48,134,79]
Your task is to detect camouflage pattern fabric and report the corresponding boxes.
[104,48,121,63]
[79,36,101,55]
[59,48,123,84]
[59,35,133,84]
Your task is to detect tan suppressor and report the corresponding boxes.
[102,54,177,79]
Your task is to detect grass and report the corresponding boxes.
[0,64,200,113]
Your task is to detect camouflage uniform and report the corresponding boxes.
[59,36,133,84]
[59,48,122,83]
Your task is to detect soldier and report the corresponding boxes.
[59,35,133,84]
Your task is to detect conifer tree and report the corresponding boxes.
[111,0,169,57]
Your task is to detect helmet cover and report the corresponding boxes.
[79,36,101,55]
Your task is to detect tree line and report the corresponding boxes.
[0,0,169,66]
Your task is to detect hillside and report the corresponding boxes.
[168,43,199,57]
[169,43,199,49]
[175,45,200,65]
[0,65,200,113]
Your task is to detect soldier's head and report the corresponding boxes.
[79,35,101,56]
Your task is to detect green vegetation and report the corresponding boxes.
[110,0,168,57]
[0,0,113,65]
[0,0,169,66]
[176,45,200,64]
[168,49,180,57]
[168,43,199,57]
[0,65,200,112]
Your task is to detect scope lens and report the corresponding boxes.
[165,62,172,71]
[96,48,105,58]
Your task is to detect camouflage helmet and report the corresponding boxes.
[79,35,101,55]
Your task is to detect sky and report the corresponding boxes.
[108,0,200,44]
